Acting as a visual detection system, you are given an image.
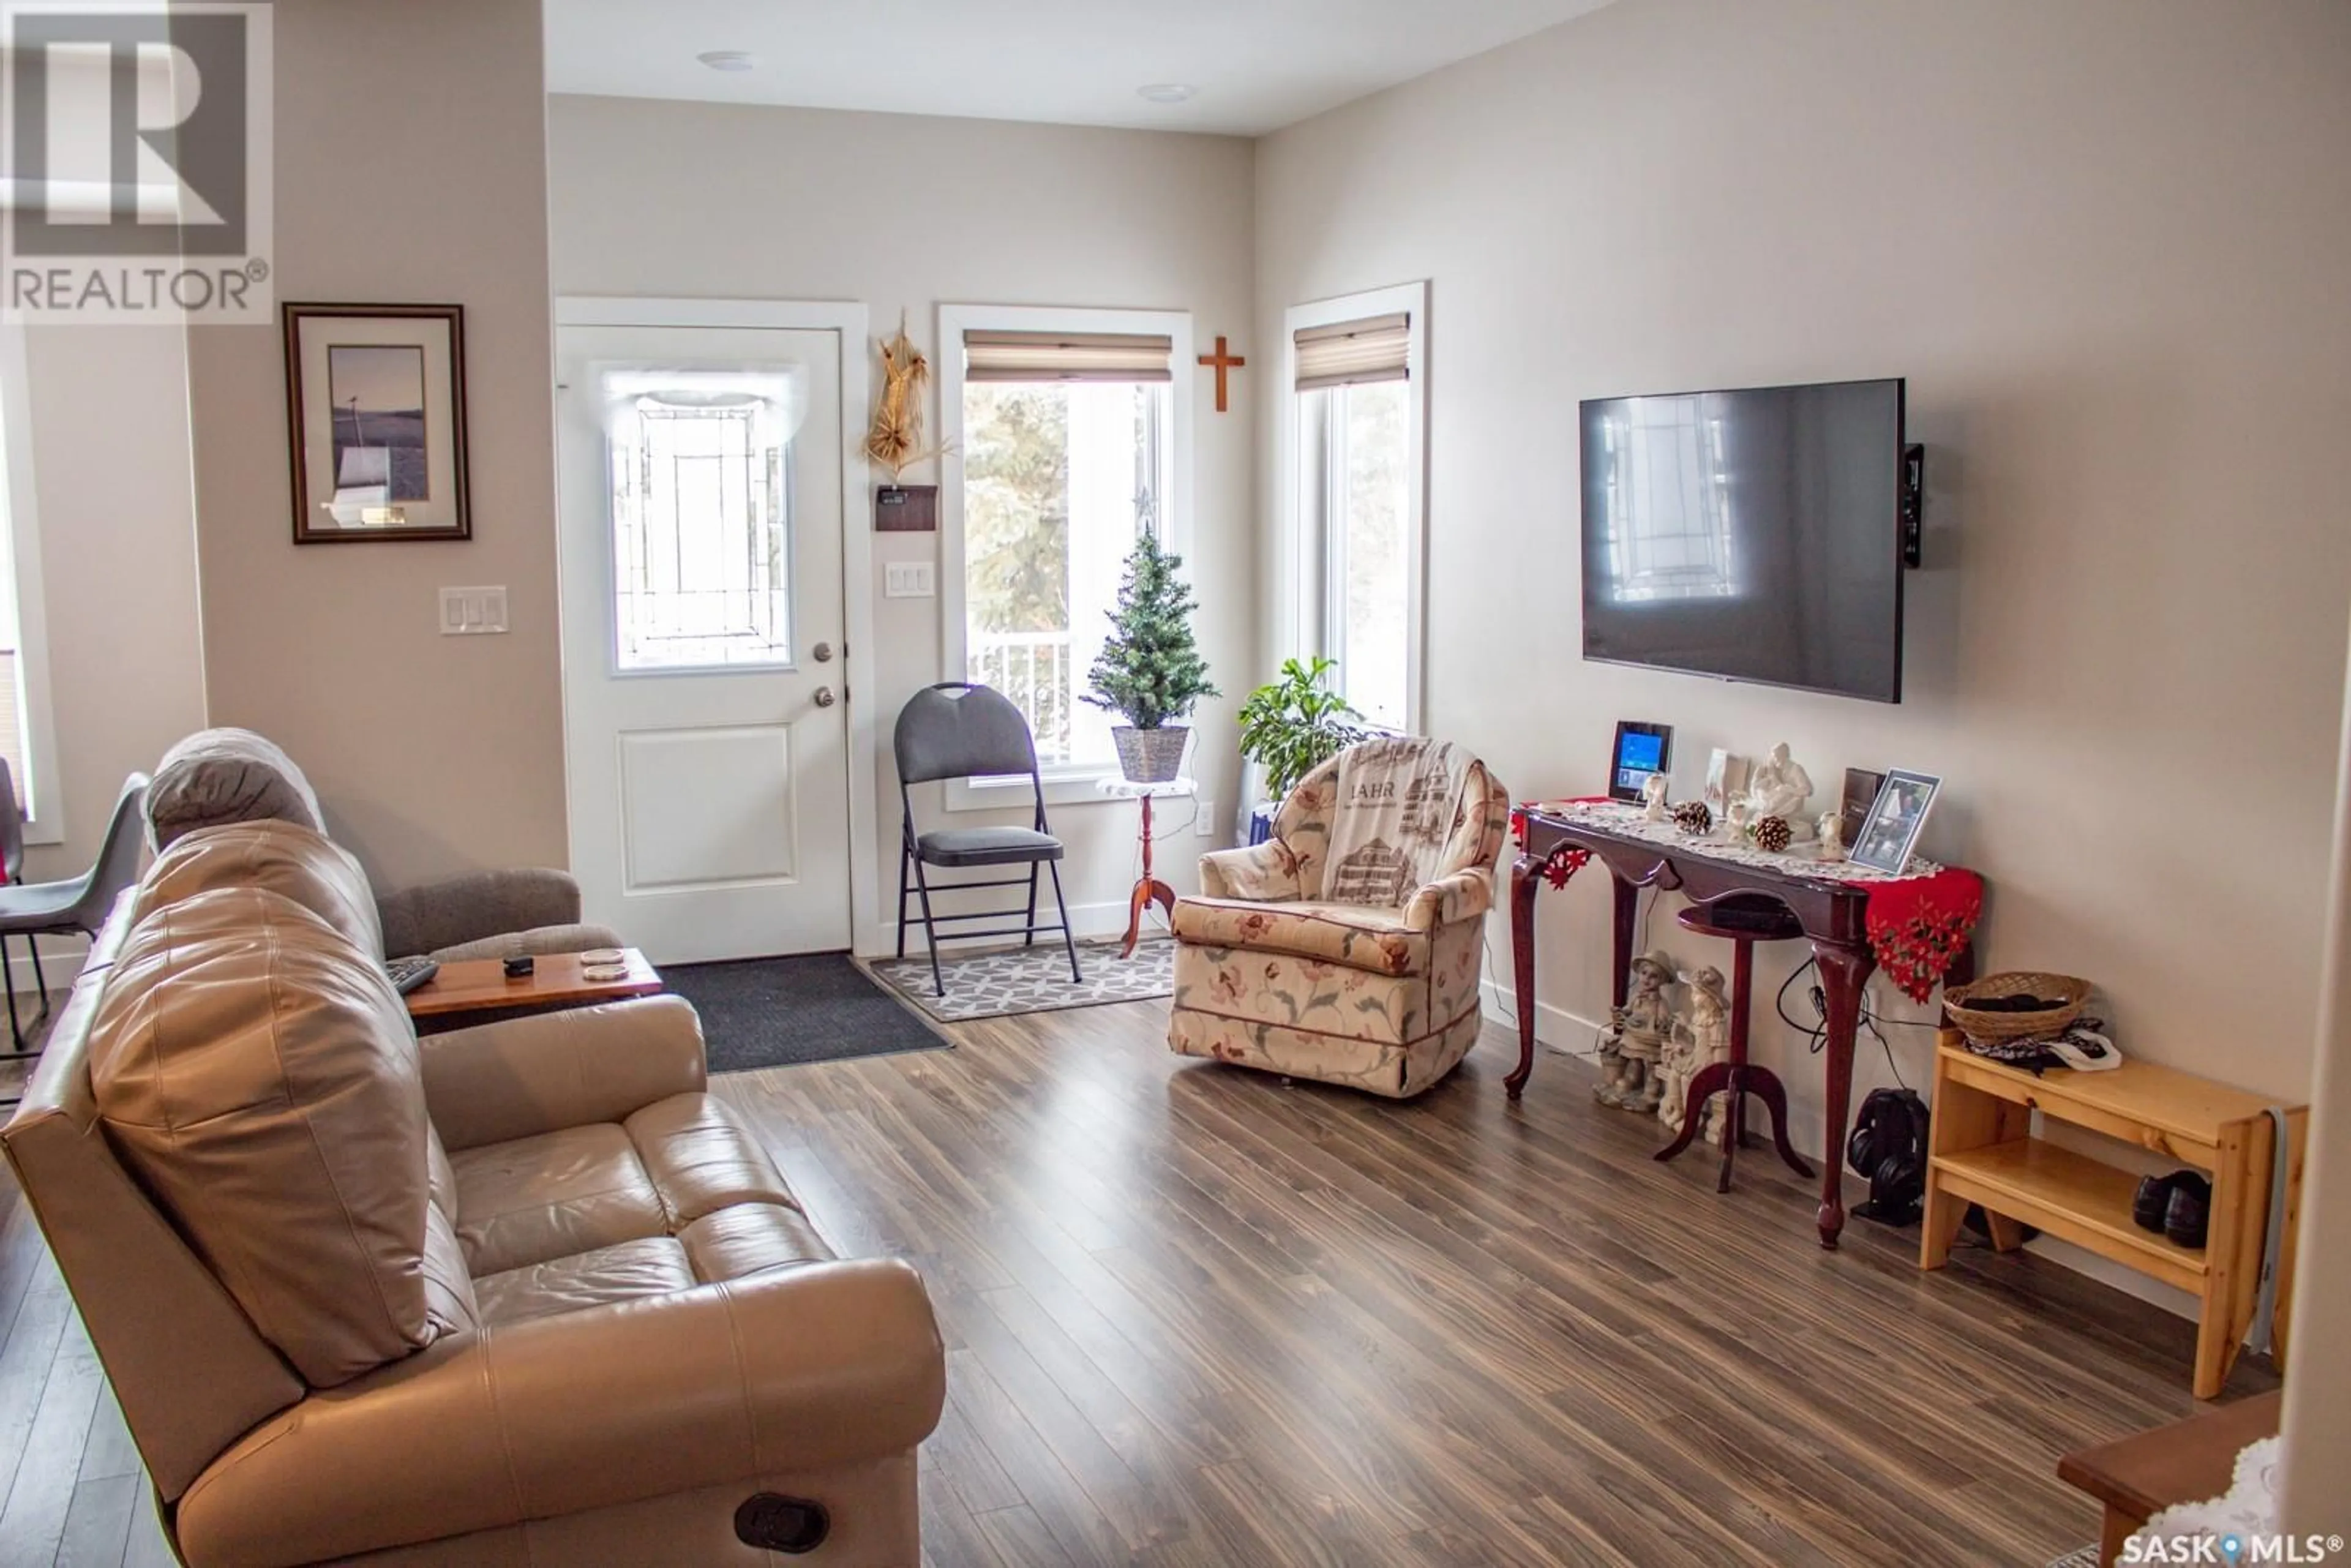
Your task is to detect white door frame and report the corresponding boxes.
[553,296,880,955]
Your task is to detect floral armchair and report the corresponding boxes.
[1168,738,1510,1098]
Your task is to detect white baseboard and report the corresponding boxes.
[857,897,1147,959]
[1475,977,2196,1322]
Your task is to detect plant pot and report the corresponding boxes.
[1112,725,1188,783]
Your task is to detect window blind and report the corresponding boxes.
[963,329,1174,384]
[1293,313,1411,391]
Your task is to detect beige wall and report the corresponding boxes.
[18,326,206,886]
[546,96,1258,945]
[1254,0,2351,1156]
[183,0,566,891]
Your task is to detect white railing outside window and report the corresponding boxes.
[968,629,1074,765]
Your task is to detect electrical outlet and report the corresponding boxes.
[438,586,509,634]
[1196,798,1217,836]
[884,561,936,598]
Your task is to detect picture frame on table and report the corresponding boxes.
[1704,749,1749,816]
[284,302,471,544]
[1840,767,1887,849]
[1608,721,1673,803]
[1849,770,1941,874]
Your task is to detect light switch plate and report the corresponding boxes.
[884,561,936,598]
[439,586,509,634]
[1196,798,1217,836]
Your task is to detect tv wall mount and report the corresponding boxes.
[1900,443,1925,569]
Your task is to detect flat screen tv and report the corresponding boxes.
[1580,377,1908,703]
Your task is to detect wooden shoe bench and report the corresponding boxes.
[1919,1032,2306,1399]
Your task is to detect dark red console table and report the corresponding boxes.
[1507,806,1978,1250]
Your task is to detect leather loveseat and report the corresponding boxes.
[0,818,945,1566]
[145,726,623,962]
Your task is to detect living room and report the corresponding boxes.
[1,1,2347,1564]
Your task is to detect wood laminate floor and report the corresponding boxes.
[0,1002,2272,1567]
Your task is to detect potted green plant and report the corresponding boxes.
[1238,656,1367,827]
[1084,531,1219,783]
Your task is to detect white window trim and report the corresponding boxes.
[936,302,1195,811]
[0,328,64,847]
[1279,282,1428,735]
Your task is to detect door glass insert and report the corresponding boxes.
[604,368,800,670]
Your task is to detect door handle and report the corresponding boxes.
[813,686,837,708]
[812,641,834,663]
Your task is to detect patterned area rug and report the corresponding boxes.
[866,937,1175,1023]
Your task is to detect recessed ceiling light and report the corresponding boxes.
[697,50,758,72]
[1136,83,1197,104]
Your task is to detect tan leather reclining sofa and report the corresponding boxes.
[0,819,945,1566]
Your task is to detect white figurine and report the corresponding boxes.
[1723,798,1752,844]
[1597,951,1676,1112]
[1660,965,1731,1142]
[1641,772,1670,822]
[1745,742,1816,838]
[1816,808,1846,862]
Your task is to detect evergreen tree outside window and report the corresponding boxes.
[956,327,1176,771]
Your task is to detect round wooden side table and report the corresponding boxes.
[1095,776,1196,958]
[1655,892,1818,1193]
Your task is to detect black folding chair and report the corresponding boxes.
[894,683,1081,997]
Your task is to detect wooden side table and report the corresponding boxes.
[2058,1390,2281,1565]
[405,948,664,1026]
[1654,896,1817,1192]
[1096,776,1195,959]
[1510,803,1979,1248]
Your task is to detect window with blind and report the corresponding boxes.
[942,307,1188,779]
[1288,287,1425,732]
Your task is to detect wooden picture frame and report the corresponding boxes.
[1705,748,1749,815]
[284,302,470,543]
[1840,767,1886,849]
[1850,769,1941,875]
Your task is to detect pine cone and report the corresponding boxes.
[1671,801,1713,836]
[1753,815,1793,853]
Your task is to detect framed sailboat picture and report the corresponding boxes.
[283,303,470,542]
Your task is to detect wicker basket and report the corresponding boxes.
[1944,972,2092,1044]
[1112,725,1190,784]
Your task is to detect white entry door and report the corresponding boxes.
[555,320,853,961]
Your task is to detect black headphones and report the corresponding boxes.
[1847,1088,1930,1226]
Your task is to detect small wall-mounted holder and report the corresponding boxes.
[1900,443,1925,568]
[874,484,937,532]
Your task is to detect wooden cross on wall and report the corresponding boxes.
[1198,335,1245,413]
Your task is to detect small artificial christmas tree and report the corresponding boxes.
[1084,530,1219,780]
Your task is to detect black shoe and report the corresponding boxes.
[2134,1171,2191,1232]
[2164,1174,2213,1249]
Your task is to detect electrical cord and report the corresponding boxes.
[1774,955,1910,1092]
[1126,793,1202,939]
